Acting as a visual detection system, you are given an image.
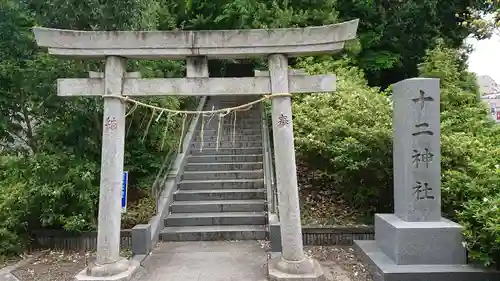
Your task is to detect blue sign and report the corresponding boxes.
[122,171,128,213]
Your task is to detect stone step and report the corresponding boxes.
[159,225,266,241]
[201,117,262,123]
[198,126,261,132]
[179,179,265,190]
[218,120,262,126]
[170,199,266,213]
[202,109,260,115]
[201,112,261,118]
[199,126,261,131]
[201,121,260,126]
[190,147,263,156]
[174,188,266,201]
[193,134,262,142]
[184,162,263,171]
[190,141,262,149]
[187,154,263,163]
[182,170,263,180]
[165,212,267,227]
[194,129,262,136]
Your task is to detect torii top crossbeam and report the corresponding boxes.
[32,20,359,59]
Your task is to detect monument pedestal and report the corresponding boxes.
[354,214,500,281]
[375,214,465,265]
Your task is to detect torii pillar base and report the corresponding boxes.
[268,256,325,281]
[74,258,140,281]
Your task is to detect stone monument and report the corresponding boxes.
[32,20,359,281]
[355,78,500,281]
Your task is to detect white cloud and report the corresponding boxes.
[467,33,500,83]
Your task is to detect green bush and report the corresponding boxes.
[293,57,393,212]
[0,153,99,233]
[0,228,23,257]
[121,196,156,229]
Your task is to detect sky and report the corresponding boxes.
[466,26,500,83]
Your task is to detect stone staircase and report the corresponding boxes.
[159,96,267,241]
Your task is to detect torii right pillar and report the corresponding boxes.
[267,53,324,280]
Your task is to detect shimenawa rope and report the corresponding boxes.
[115,93,291,152]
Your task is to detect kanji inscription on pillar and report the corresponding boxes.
[412,123,434,136]
[412,148,434,168]
[412,89,434,110]
[413,181,435,200]
[105,116,118,131]
[277,113,290,128]
[410,88,436,201]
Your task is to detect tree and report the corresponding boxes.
[335,0,492,88]
[0,0,38,153]
[0,0,188,241]
[456,0,499,38]
[157,0,496,88]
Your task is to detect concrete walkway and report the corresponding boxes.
[131,241,268,281]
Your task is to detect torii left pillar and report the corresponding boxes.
[75,56,139,280]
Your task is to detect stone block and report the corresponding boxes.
[269,213,282,253]
[131,224,152,256]
[375,214,465,265]
[354,240,500,281]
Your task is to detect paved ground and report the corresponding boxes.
[131,241,269,281]
[7,244,370,281]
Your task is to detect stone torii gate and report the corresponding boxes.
[32,20,359,281]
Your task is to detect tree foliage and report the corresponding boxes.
[460,0,499,38]
[335,0,491,87]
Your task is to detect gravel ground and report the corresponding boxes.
[306,246,373,281]
[12,250,95,281]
